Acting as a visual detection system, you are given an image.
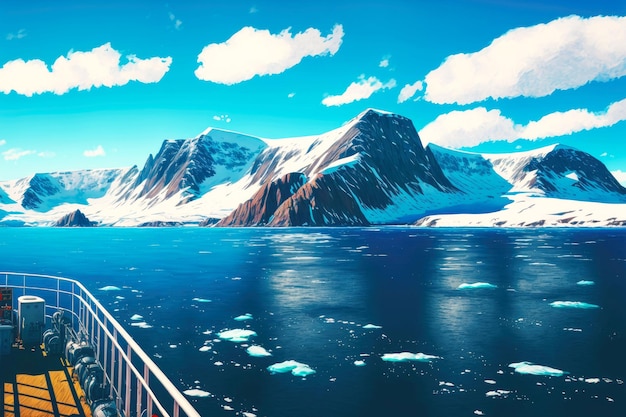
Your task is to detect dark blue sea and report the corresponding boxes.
[1,227,625,417]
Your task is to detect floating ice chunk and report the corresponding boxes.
[267,360,316,377]
[246,345,272,357]
[550,301,599,309]
[509,361,566,376]
[192,297,212,303]
[363,324,382,329]
[243,413,257,417]
[169,344,177,349]
[130,314,144,321]
[292,364,316,377]
[99,285,121,291]
[183,389,211,397]
[130,322,153,329]
[576,280,595,286]
[585,378,600,384]
[457,282,497,290]
[234,313,253,321]
[353,360,366,367]
[381,352,440,362]
[218,329,257,342]
[199,346,211,352]
[563,327,583,332]
[484,379,497,385]
[474,410,484,415]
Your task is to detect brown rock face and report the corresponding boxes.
[54,209,95,227]
[217,173,307,226]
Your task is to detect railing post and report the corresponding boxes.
[144,364,152,417]
[125,345,132,417]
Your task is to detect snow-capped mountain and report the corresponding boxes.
[420,144,626,227]
[0,109,625,227]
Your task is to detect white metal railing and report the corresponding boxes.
[1,272,201,417]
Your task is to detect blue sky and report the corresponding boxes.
[1,0,626,183]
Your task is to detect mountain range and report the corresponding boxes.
[1,109,625,227]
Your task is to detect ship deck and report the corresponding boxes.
[1,342,92,417]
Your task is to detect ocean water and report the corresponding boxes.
[1,227,625,417]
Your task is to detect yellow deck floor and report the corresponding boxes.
[1,344,91,417]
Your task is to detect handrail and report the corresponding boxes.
[0,272,201,417]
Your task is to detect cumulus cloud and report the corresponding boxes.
[379,57,390,68]
[0,43,172,96]
[6,29,26,40]
[398,81,423,103]
[3,148,36,161]
[84,145,106,157]
[322,75,396,107]
[195,24,344,84]
[423,15,626,105]
[288,92,295,98]
[0,139,6,146]
[169,12,182,30]
[419,98,626,147]
[213,114,231,123]
[612,170,626,186]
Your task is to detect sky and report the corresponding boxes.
[1,0,626,183]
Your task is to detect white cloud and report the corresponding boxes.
[322,75,396,107]
[37,151,56,158]
[249,6,258,14]
[213,115,231,123]
[419,98,626,147]
[0,139,6,146]
[6,29,26,40]
[3,148,36,161]
[288,92,295,98]
[379,58,389,68]
[397,81,423,103]
[195,24,344,84]
[0,43,172,96]
[423,15,626,105]
[84,145,105,157]
[600,152,609,157]
[612,170,626,186]
[169,12,182,30]
[419,107,519,147]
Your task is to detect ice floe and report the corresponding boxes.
[183,389,211,398]
[130,314,144,321]
[576,280,595,286]
[192,297,212,303]
[381,352,440,362]
[234,313,253,321]
[130,322,152,329]
[199,346,211,352]
[218,329,257,343]
[99,285,121,291]
[550,301,599,309]
[353,360,366,367]
[362,324,382,329]
[457,282,497,290]
[246,345,272,357]
[509,361,566,376]
[267,360,316,377]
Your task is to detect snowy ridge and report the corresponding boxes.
[0,109,625,227]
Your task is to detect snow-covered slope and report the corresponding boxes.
[420,144,626,227]
[0,109,625,227]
